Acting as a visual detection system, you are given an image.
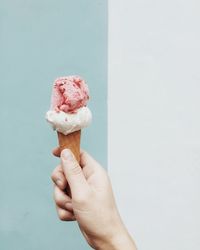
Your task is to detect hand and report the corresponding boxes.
[51,148,137,250]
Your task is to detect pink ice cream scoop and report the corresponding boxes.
[51,76,89,113]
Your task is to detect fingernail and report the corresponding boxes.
[62,149,73,160]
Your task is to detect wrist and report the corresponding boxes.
[94,222,137,250]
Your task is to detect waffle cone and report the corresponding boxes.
[57,130,81,163]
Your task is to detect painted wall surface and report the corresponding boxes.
[109,1,200,250]
[0,1,107,249]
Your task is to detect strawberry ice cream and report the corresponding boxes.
[50,76,89,113]
[46,75,92,135]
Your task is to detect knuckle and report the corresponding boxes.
[65,215,74,221]
[51,173,56,182]
[58,210,67,221]
[54,195,63,206]
[51,171,55,179]
[59,215,66,221]
[51,166,60,180]
[58,210,73,221]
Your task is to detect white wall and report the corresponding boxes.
[108,1,200,249]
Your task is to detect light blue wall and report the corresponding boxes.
[0,1,107,249]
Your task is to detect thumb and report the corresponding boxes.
[61,149,89,197]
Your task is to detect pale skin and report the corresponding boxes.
[51,148,137,250]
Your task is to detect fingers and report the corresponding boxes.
[61,149,90,199]
[54,185,73,211]
[52,147,60,157]
[56,206,75,221]
[80,150,106,178]
[80,150,101,170]
[53,182,75,221]
[51,165,67,190]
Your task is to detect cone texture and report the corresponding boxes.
[57,130,81,163]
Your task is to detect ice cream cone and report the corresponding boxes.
[46,76,91,163]
[57,130,81,163]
